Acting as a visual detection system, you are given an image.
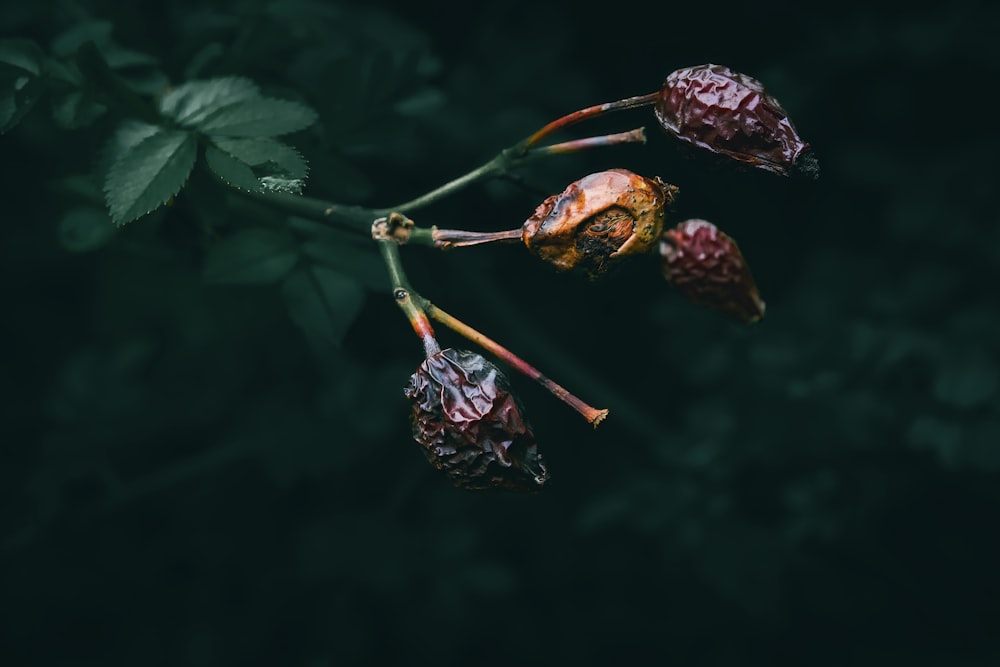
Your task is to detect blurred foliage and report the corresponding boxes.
[2,1,999,666]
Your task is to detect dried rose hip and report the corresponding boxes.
[655,64,818,179]
[521,169,677,279]
[404,348,548,492]
[660,219,765,324]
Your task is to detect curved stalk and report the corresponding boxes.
[432,228,522,249]
[417,298,609,427]
[519,92,659,150]
[374,127,648,216]
[376,234,440,357]
[527,127,647,156]
[374,215,608,426]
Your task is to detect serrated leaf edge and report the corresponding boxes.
[103,129,197,225]
[195,97,318,137]
[210,136,310,179]
[203,144,263,193]
[160,76,262,127]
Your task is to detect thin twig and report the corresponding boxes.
[417,298,609,427]
[519,92,659,150]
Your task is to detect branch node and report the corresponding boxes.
[372,212,414,243]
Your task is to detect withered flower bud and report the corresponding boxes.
[660,219,765,324]
[404,348,548,492]
[522,169,676,280]
[655,64,818,179]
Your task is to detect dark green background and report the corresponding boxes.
[2,1,998,665]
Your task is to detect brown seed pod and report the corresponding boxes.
[660,219,765,324]
[404,348,548,492]
[522,169,676,280]
[655,64,818,179]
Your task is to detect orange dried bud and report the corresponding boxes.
[404,348,548,492]
[522,169,675,279]
[660,219,765,324]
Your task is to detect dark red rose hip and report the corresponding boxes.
[404,348,548,492]
[660,219,765,324]
[655,64,818,179]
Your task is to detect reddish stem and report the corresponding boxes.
[393,289,439,357]
[521,92,659,150]
[529,127,646,156]
[421,301,609,427]
[433,228,522,249]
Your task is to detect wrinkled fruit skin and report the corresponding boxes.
[522,169,675,280]
[655,64,818,179]
[404,348,548,492]
[660,219,765,324]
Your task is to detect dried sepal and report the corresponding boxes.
[404,348,548,492]
[660,219,765,324]
[655,64,818,179]
[522,169,676,279]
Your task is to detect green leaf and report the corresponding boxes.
[0,72,44,134]
[157,76,317,138]
[196,97,318,137]
[210,137,308,178]
[208,136,309,194]
[101,121,161,164]
[49,173,104,205]
[43,58,83,86]
[203,228,299,285]
[282,266,365,346]
[50,21,114,57]
[56,206,117,252]
[204,144,262,192]
[0,40,45,134]
[104,127,197,225]
[0,38,43,75]
[183,43,225,80]
[394,86,446,116]
[289,216,389,293]
[51,90,106,129]
[118,69,171,96]
[100,45,159,70]
[299,239,390,293]
[158,76,260,126]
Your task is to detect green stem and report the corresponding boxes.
[407,226,438,247]
[372,149,516,216]
[229,116,648,236]
[376,234,439,357]
[374,215,607,424]
[377,235,412,292]
[374,125,647,216]
[230,185,372,235]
